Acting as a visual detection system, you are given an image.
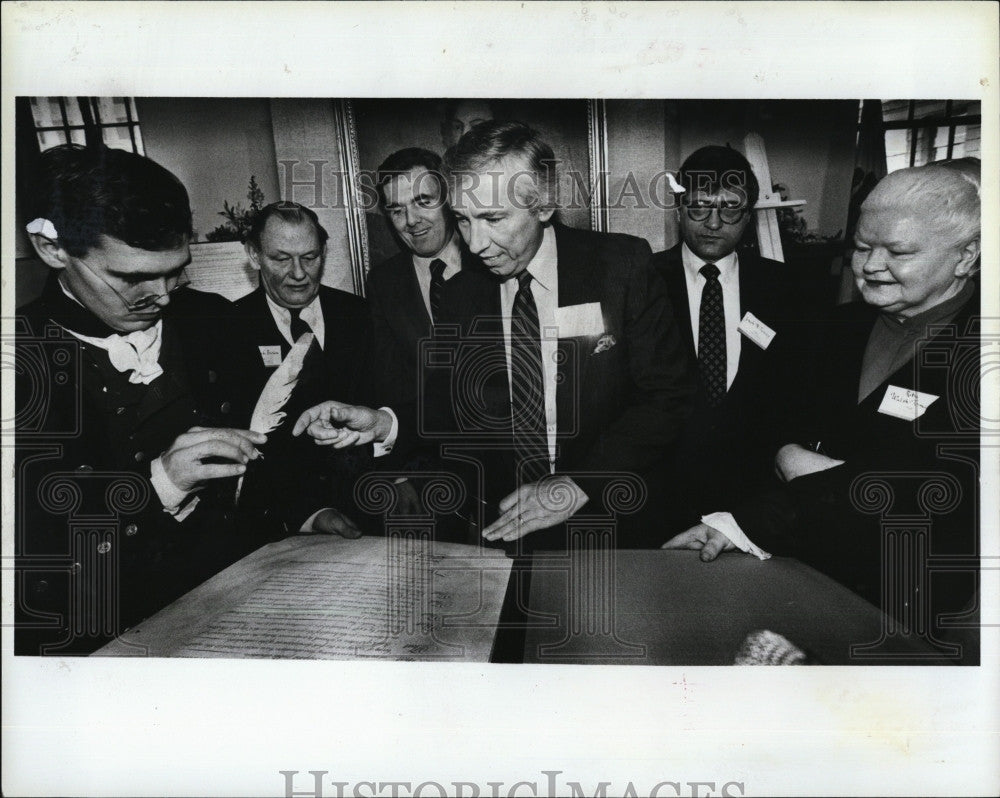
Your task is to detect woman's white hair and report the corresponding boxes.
[862,162,980,247]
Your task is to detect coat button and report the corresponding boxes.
[125,523,139,536]
[116,406,126,415]
[75,464,94,473]
[97,541,112,554]
[33,579,49,594]
[220,401,231,414]
[134,451,146,463]
[208,370,218,384]
[70,562,82,574]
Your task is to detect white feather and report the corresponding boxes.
[235,332,314,504]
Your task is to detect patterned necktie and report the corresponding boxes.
[429,258,446,325]
[510,270,550,483]
[698,263,726,407]
[289,308,311,343]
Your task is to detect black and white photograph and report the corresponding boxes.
[2,2,997,797]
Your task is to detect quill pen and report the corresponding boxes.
[234,331,314,504]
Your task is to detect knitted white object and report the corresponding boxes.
[735,629,808,665]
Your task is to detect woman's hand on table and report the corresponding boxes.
[661,523,735,562]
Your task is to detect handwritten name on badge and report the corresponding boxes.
[878,385,939,421]
[259,345,283,367]
[737,311,776,350]
[555,302,604,338]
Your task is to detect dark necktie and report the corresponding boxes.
[289,308,311,343]
[698,263,726,407]
[510,270,550,484]
[429,258,446,325]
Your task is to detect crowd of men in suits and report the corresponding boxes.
[14,120,982,658]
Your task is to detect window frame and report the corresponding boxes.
[880,100,981,168]
[29,96,144,154]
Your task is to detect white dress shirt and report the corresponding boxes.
[681,243,741,390]
[500,225,560,472]
[412,232,463,319]
[265,293,326,350]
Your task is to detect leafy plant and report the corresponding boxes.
[772,182,841,245]
[204,176,266,242]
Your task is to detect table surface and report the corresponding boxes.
[517,549,950,665]
[94,537,956,665]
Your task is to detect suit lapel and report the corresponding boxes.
[730,250,766,393]
[249,286,291,359]
[662,246,696,360]
[399,256,432,344]
[553,225,603,443]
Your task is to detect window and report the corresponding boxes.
[880,100,980,172]
[28,96,144,154]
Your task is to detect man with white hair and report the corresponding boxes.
[664,162,982,656]
[425,120,694,550]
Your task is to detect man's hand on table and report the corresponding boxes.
[775,443,844,482]
[482,476,588,542]
[292,400,393,448]
[159,426,266,492]
[312,507,363,539]
[662,523,736,562]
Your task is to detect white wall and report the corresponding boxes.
[603,99,859,253]
[137,98,281,242]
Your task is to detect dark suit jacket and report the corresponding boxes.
[226,285,378,536]
[367,246,481,408]
[14,276,256,655]
[427,224,694,551]
[650,244,816,531]
[733,288,981,656]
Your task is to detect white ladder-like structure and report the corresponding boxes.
[744,132,806,263]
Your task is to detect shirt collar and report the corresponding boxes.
[412,230,463,273]
[680,242,739,281]
[523,224,558,293]
[265,290,324,348]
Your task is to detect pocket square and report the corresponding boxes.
[592,333,616,354]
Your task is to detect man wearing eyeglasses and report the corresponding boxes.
[647,145,813,542]
[14,145,271,655]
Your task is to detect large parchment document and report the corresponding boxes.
[95,535,513,661]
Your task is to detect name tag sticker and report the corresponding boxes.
[556,302,604,338]
[878,385,939,421]
[738,312,776,350]
[259,345,283,367]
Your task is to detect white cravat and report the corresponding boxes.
[58,283,164,384]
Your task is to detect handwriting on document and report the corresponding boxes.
[96,536,512,661]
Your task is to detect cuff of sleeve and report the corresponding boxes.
[373,407,398,458]
[150,456,199,522]
[702,511,772,561]
[300,508,326,533]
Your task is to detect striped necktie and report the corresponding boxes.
[510,270,550,484]
[429,258,446,324]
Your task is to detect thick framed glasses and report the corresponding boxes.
[76,256,191,312]
[683,204,748,225]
